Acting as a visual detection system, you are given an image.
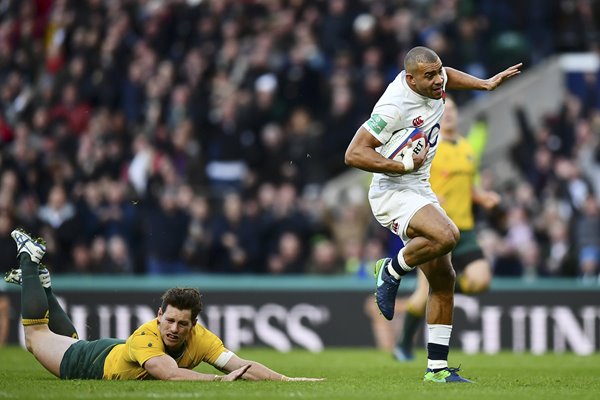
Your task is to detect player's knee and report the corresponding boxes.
[23,325,44,354]
[463,274,491,294]
[474,279,491,293]
[408,291,428,311]
[428,266,456,292]
[24,333,34,353]
[462,260,492,294]
[434,226,459,255]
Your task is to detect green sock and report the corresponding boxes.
[20,254,49,326]
[398,310,424,350]
[45,287,78,339]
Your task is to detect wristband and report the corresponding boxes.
[214,375,222,381]
[402,154,414,172]
[280,375,290,381]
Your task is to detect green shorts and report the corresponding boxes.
[451,229,484,272]
[60,338,125,380]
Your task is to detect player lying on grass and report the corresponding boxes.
[5,229,323,381]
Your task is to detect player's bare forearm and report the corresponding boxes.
[222,356,323,381]
[243,362,325,382]
[345,146,406,174]
[222,355,283,381]
[158,365,249,381]
[235,360,283,381]
[446,63,522,91]
[472,187,501,210]
[165,368,220,381]
[445,67,488,91]
[345,128,406,175]
[144,355,247,381]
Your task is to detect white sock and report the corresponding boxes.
[427,324,452,370]
[427,359,448,370]
[386,263,401,280]
[428,324,452,346]
[396,248,414,273]
[386,248,413,280]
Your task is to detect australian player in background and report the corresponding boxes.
[345,46,521,382]
[393,96,500,362]
[5,229,322,382]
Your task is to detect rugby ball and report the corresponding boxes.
[379,127,427,163]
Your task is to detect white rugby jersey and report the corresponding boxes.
[362,69,447,191]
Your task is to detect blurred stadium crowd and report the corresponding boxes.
[0,0,599,280]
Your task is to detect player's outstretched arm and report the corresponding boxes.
[472,187,501,210]
[221,354,324,382]
[445,63,522,91]
[144,354,249,381]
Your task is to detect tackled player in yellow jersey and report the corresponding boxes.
[5,229,323,382]
[103,305,231,380]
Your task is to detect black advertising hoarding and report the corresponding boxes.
[3,290,374,350]
[3,285,600,354]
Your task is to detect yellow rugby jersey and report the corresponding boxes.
[429,136,476,230]
[103,319,227,380]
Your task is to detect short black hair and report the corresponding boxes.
[404,46,440,74]
[160,288,203,319]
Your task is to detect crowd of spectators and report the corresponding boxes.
[479,84,600,283]
[0,0,598,279]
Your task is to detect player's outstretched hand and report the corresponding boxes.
[485,63,522,91]
[477,190,501,210]
[412,139,430,171]
[222,364,251,381]
[282,376,325,382]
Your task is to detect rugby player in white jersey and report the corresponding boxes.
[345,46,521,383]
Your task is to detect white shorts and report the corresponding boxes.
[368,185,442,244]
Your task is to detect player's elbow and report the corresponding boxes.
[24,335,34,353]
[432,224,460,255]
[144,363,178,381]
[344,147,358,167]
[156,370,183,381]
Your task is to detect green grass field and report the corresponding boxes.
[0,346,599,400]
